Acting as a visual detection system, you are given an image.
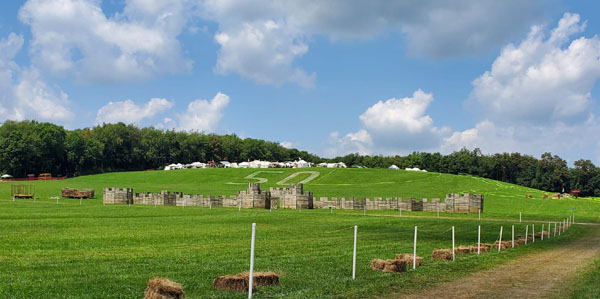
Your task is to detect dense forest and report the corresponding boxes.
[1,120,599,196]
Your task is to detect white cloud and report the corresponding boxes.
[0,33,72,123]
[214,20,315,88]
[471,12,600,124]
[279,141,293,149]
[325,89,449,157]
[443,13,600,163]
[201,0,542,87]
[19,0,193,82]
[95,98,174,125]
[177,92,230,132]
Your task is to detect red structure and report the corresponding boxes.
[571,190,580,198]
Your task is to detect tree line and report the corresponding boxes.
[1,120,599,196]
[0,120,319,178]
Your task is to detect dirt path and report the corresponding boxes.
[398,228,600,299]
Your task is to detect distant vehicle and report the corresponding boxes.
[1,174,13,179]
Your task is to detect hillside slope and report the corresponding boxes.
[2,168,598,222]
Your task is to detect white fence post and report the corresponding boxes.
[477,225,481,255]
[478,209,481,221]
[519,212,522,223]
[248,223,256,299]
[400,207,402,217]
[525,225,529,244]
[80,198,82,206]
[498,226,503,253]
[541,224,544,240]
[554,222,557,237]
[532,224,535,243]
[413,226,418,270]
[352,225,357,279]
[452,226,455,261]
[512,225,514,248]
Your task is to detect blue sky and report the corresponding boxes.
[1,0,600,164]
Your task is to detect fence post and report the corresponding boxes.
[399,207,402,217]
[559,222,561,235]
[498,226,503,253]
[525,225,529,244]
[452,226,455,261]
[352,225,357,279]
[519,212,522,223]
[413,226,418,270]
[512,225,514,248]
[532,224,535,243]
[478,209,481,221]
[541,224,544,240]
[80,198,82,206]
[477,225,481,255]
[248,223,256,299]
[554,222,557,237]
[437,205,439,218]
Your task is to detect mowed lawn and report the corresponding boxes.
[1,168,598,222]
[0,202,590,298]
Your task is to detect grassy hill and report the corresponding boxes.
[0,168,596,298]
[1,168,598,222]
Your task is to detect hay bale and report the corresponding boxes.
[479,243,491,252]
[432,249,453,261]
[493,241,511,250]
[213,272,279,292]
[394,253,423,267]
[370,259,386,271]
[454,246,471,254]
[144,277,185,299]
[382,259,407,272]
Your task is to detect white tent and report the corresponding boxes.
[389,165,399,170]
[295,159,310,168]
[238,162,249,168]
[189,162,206,169]
[1,174,13,179]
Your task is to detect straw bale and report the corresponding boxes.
[382,259,407,273]
[432,249,453,261]
[479,243,491,252]
[213,272,279,292]
[394,253,423,267]
[454,246,471,255]
[144,277,185,299]
[493,241,511,250]
[370,259,386,271]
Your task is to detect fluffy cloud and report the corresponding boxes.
[0,33,72,123]
[202,0,541,87]
[279,141,293,149]
[444,13,600,163]
[326,89,449,156]
[19,0,193,82]
[471,12,600,124]
[95,98,174,125]
[214,20,315,88]
[177,92,230,132]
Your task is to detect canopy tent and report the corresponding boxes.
[389,165,399,170]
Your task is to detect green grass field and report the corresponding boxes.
[2,168,597,222]
[0,168,597,298]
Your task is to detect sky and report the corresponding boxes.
[1,0,600,164]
